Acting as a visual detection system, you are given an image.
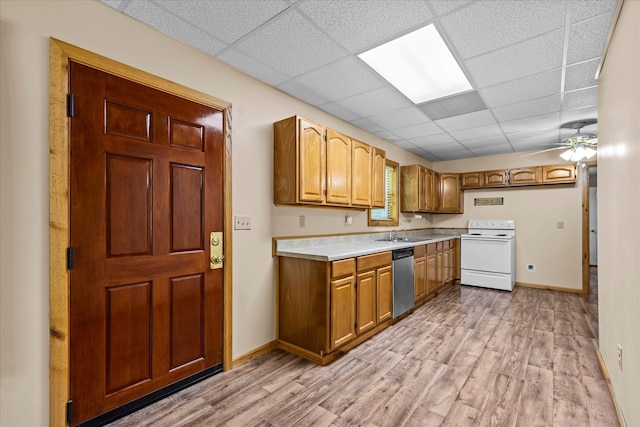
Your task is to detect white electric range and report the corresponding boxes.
[461,219,516,291]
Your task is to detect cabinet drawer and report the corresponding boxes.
[414,245,426,257]
[427,243,438,254]
[332,258,355,278]
[436,242,444,251]
[357,251,392,271]
[442,240,451,250]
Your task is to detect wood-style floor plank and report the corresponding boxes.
[108,268,618,427]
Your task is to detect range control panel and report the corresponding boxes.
[468,219,515,230]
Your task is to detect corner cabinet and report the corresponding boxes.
[274,116,386,209]
[277,252,392,365]
[400,165,442,213]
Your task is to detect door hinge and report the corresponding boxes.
[66,400,73,425]
[67,247,74,270]
[67,93,75,117]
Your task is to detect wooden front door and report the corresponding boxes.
[69,62,224,425]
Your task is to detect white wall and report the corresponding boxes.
[432,151,584,290]
[0,1,598,426]
[597,1,640,425]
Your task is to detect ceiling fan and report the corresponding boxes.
[524,119,598,161]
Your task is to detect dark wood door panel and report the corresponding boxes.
[69,61,224,425]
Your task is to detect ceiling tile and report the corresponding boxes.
[295,57,385,101]
[277,80,332,106]
[563,87,597,110]
[461,134,510,148]
[428,1,472,16]
[123,1,228,55]
[349,117,384,134]
[507,128,560,145]
[564,59,599,92]
[434,149,475,161]
[390,122,443,140]
[407,146,439,159]
[422,142,467,153]
[410,133,456,147]
[479,69,562,107]
[470,144,514,157]
[464,29,565,88]
[450,123,503,140]
[440,0,566,59]
[100,0,126,10]
[566,12,615,65]
[389,139,418,149]
[337,87,413,118]
[569,0,618,24]
[367,106,431,130]
[157,0,290,44]
[501,112,560,135]
[317,102,360,122]
[233,9,347,76]
[492,94,561,122]
[297,0,433,53]
[435,110,496,132]
[218,48,289,86]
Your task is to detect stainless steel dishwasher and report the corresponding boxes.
[392,247,414,318]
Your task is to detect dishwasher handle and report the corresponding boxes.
[392,248,414,260]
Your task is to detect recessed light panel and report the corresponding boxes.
[358,24,472,104]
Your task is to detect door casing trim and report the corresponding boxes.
[49,38,233,427]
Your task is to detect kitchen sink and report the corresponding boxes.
[375,237,432,243]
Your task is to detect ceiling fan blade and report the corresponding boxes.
[520,146,567,157]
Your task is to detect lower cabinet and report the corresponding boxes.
[278,251,391,365]
[414,245,427,302]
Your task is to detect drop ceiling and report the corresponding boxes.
[100,0,617,161]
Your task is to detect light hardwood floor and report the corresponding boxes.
[109,269,617,426]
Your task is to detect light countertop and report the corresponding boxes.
[275,233,461,262]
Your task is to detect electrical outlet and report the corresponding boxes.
[527,263,536,272]
[557,221,564,229]
[299,215,305,228]
[234,215,251,230]
[345,216,352,226]
[617,345,623,370]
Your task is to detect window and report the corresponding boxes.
[368,159,399,227]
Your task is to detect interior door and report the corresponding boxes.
[69,62,224,425]
[589,186,598,265]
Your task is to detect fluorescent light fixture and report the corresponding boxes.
[358,24,472,104]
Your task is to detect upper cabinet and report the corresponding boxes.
[483,169,509,187]
[401,166,459,213]
[274,116,385,209]
[509,166,542,186]
[371,148,386,208]
[439,173,463,213]
[461,172,482,189]
[542,164,577,183]
[326,129,352,205]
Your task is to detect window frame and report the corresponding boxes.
[368,159,399,227]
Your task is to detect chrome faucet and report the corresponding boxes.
[389,229,398,241]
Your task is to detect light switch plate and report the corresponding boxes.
[234,215,252,230]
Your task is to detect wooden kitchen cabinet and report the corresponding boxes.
[509,166,542,185]
[376,265,393,323]
[484,169,509,187]
[400,165,440,213]
[461,172,483,189]
[277,251,393,365]
[542,164,577,183]
[426,244,438,295]
[439,173,463,213]
[371,147,386,208]
[326,129,352,205]
[414,245,427,303]
[351,139,372,207]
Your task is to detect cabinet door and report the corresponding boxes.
[352,140,372,207]
[298,119,326,203]
[542,164,577,183]
[425,169,439,212]
[356,270,377,334]
[414,256,426,302]
[440,173,462,213]
[376,265,392,322]
[461,172,483,189]
[418,166,428,211]
[372,148,386,208]
[484,169,509,187]
[331,275,356,349]
[436,251,444,289]
[326,129,352,205]
[426,253,437,295]
[509,166,542,185]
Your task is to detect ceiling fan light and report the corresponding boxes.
[560,149,573,161]
[584,147,597,159]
